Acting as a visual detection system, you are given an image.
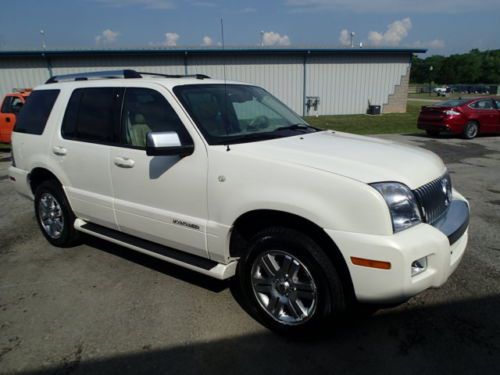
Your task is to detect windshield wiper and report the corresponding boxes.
[273,124,318,132]
[213,132,282,145]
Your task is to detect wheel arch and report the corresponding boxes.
[230,209,355,302]
[29,167,62,194]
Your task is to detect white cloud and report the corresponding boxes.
[262,31,291,46]
[164,32,179,46]
[93,0,175,10]
[95,29,119,45]
[339,29,351,47]
[429,39,445,49]
[368,17,412,46]
[285,0,499,13]
[201,35,213,46]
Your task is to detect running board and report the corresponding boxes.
[74,219,237,280]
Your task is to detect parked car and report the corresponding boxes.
[0,89,31,143]
[418,97,500,139]
[9,70,470,334]
[433,87,448,96]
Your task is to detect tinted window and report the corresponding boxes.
[121,88,191,148]
[1,96,13,113]
[495,100,500,109]
[14,90,59,135]
[61,88,121,143]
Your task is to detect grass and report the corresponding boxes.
[305,100,437,135]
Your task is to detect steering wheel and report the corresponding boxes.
[247,115,270,130]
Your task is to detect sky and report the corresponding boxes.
[0,0,499,56]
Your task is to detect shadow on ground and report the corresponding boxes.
[14,294,500,375]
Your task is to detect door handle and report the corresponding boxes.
[114,157,135,168]
[52,146,67,156]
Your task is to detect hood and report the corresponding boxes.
[232,131,446,189]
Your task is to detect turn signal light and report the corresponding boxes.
[351,257,391,270]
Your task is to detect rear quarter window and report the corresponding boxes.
[14,90,60,135]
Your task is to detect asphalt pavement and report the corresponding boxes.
[0,133,499,375]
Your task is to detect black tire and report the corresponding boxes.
[235,226,346,335]
[425,129,440,137]
[34,180,80,247]
[463,121,479,139]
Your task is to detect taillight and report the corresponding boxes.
[444,109,460,116]
[11,147,16,167]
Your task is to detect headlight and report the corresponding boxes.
[371,182,421,233]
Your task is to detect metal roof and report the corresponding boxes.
[0,47,427,58]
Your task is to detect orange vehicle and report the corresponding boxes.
[0,89,31,143]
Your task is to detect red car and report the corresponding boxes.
[417,97,500,139]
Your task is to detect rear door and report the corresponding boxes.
[469,99,498,133]
[52,87,122,229]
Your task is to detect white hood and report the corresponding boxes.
[232,131,446,189]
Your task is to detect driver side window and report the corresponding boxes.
[121,88,191,148]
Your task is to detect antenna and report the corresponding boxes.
[220,18,230,145]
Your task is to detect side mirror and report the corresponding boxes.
[146,131,194,157]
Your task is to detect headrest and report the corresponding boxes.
[134,113,146,123]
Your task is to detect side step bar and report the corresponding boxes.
[74,219,237,280]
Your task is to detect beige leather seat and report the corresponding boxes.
[129,113,151,148]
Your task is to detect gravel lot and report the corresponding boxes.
[1,134,499,375]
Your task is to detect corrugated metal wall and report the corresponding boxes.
[306,54,409,115]
[0,52,410,115]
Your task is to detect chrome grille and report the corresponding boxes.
[413,173,452,224]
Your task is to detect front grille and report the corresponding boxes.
[413,173,452,224]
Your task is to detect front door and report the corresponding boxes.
[109,87,209,258]
[470,99,498,133]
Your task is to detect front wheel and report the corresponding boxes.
[34,180,80,247]
[236,227,346,335]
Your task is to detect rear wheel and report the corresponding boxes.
[34,180,80,247]
[236,227,346,335]
[463,121,479,139]
[425,129,440,137]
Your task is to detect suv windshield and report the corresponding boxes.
[174,84,317,145]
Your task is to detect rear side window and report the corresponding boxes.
[61,88,121,144]
[14,90,59,135]
[470,100,494,109]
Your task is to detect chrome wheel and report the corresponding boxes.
[251,250,318,325]
[38,193,64,239]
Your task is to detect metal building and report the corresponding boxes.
[0,47,425,116]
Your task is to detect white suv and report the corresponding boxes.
[9,70,469,334]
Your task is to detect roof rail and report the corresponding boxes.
[136,72,210,80]
[45,69,210,84]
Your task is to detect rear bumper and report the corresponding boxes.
[417,119,466,134]
[8,166,33,199]
[326,196,469,304]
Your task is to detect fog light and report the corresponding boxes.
[411,257,428,276]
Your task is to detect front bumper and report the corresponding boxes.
[325,197,469,303]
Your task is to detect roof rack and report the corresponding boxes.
[45,69,210,84]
